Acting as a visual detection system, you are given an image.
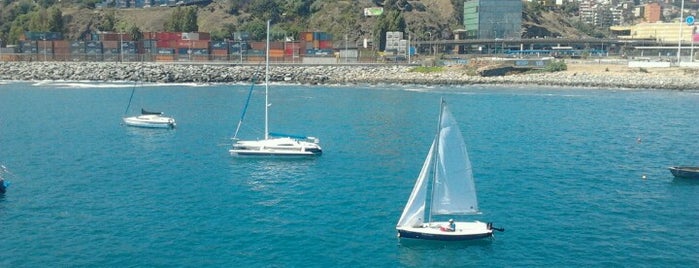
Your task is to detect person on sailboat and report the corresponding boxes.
[440,219,456,232]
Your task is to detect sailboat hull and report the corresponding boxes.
[397,221,493,241]
[123,115,176,129]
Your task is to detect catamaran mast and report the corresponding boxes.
[264,20,270,140]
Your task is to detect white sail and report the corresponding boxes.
[431,104,479,215]
[396,141,435,228]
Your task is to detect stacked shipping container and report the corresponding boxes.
[4,31,374,63]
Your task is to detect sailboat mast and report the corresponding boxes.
[427,98,446,224]
[264,20,270,140]
[124,65,139,115]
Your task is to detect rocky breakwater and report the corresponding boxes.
[0,61,697,90]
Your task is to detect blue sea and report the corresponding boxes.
[0,81,698,267]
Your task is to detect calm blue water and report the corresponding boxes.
[1,81,698,267]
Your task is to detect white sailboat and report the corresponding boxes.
[396,99,503,241]
[229,20,322,157]
[122,69,176,129]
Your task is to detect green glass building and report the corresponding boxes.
[463,0,522,39]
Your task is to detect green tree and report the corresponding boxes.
[98,10,116,32]
[8,14,30,43]
[239,19,266,41]
[47,7,64,33]
[164,6,198,32]
[27,9,48,31]
[182,6,198,32]
[128,24,142,41]
[246,0,281,23]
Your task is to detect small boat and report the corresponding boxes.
[1,165,10,194]
[122,71,176,129]
[229,20,321,158]
[123,108,176,129]
[0,178,6,194]
[668,166,699,179]
[396,98,503,241]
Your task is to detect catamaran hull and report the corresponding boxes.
[230,137,322,158]
[229,149,322,157]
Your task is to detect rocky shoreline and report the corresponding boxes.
[1,61,697,90]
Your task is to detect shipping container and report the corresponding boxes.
[19,41,37,53]
[22,31,62,41]
[246,49,264,56]
[249,42,265,50]
[211,49,228,56]
[300,32,313,42]
[211,41,227,49]
[318,40,333,49]
[98,33,132,41]
[142,40,157,49]
[269,41,283,50]
[0,47,18,53]
[103,41,119,49]
[313,32,332,41]
[156,32,181,41]
[269,49,284,58]
[157,48,176,54]
[181,32,211,40]
[233,31,250,41]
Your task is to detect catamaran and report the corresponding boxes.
[229,20,322,157]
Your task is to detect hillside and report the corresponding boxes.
[3,0,589,44]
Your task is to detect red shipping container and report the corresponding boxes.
[269,41,283,50]
[284,48,299,56]
[249,42,265,50]
[156,40,171,48]
[156,32,180,41]
[318,40,333,49]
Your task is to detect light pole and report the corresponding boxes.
[677,0,685,64]
[427,32,432,57]
[42,34,47,61]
